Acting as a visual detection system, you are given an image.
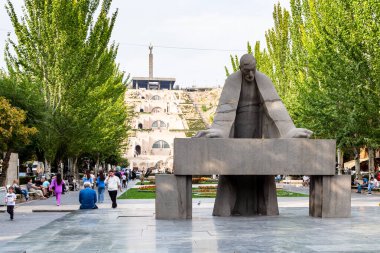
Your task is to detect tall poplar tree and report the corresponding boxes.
[5,0,129,174]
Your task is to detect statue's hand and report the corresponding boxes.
[284,128,313,138]
[193,128,224,138]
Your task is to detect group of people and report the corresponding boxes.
[4,169,124,220]
[354,176,379,194]
[79,169,122,209]
[4,173,66,220]
[11,174,66,204]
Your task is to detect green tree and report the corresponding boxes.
[227,0,380,176]
[5,0,130,176]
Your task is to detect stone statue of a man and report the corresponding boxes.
[195,54,312,216]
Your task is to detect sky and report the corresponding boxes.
[0,0,290,88]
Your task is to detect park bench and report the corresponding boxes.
[352,179,380,193]
[156,138,351,219]
[282,179,303,185]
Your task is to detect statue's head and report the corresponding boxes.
[239,54,256,83]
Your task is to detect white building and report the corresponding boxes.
[125,89,187,173]
[124,45,188,173]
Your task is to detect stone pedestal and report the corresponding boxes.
[155,174,192,219]
[309,175,351,218]
[174,138,336,175]
[213,175,279,216]
[5,153,18,186]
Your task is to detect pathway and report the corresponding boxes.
[1,183,380,252]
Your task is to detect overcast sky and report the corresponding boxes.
[0,0,290,87]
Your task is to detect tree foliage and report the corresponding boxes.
[0,96,37,185]
[227,0,380,173]
[3,0,130,175]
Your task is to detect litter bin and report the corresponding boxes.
[0,187,6,206]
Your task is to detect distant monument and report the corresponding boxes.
[132,44,176,90]
[149,44,153,78]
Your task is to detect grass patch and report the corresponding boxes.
[195,181,218,184]
[277,190,308,197]
[118,188,156,199]
[118,188,308,199]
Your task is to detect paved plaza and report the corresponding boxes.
[1,183,380,253]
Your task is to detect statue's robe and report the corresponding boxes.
[211,70,296,216]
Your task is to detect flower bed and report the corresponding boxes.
[139,185,156,192]
[198,185,217,190]
[192,177,218,184]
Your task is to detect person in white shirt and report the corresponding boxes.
[368,177,378,195]
[105,170,121,208]
[122,174,127,188]
[5,187,17,220]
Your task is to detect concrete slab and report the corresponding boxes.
[2,199,380,252]
[174,138,335,175]
[156,174,192,219]
[310,175,351,218]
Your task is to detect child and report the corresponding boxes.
[5,186,17,220]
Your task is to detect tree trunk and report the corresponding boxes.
[337,148,343,175]
[67,158,72,175]
[368,147,375,177]
[95,154,100,175]
[57,159,63,175]
[0,150,12,186]
[44,158,51,179]
[354,147,361,179]
[73,156,79,181]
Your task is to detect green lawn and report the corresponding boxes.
[118,188,308,199]
[195,181,218,184]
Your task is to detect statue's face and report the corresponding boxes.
[240,62,256,83]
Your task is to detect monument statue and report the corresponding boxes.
[195,54,313,216]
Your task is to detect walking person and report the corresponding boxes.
[5,187,17,220]
[105,169,121,208]
[96,170,106,203]
[82,170,93,189]
[50,173,65,206]
[90,170,96,189]
[122,173,127,188]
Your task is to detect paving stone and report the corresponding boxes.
[2,184,380,252]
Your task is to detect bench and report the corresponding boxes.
[352,180,380,193]
[282,179,303,185]
[156,138,351,219]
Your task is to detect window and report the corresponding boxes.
[135,145,141,155]
[140,108,144,112]
[138,123,143,129]
[152,120,166,128]
[151,107,161,113]
[152,140,170,149]
[151,95,161,100]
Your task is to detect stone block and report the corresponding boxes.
[309,175,351,218]
[174,138,335,175]
[155,174,192,219]
[5,153,18,186]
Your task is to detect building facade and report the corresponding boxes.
[125,45,188,173]
[125,89,187,173]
